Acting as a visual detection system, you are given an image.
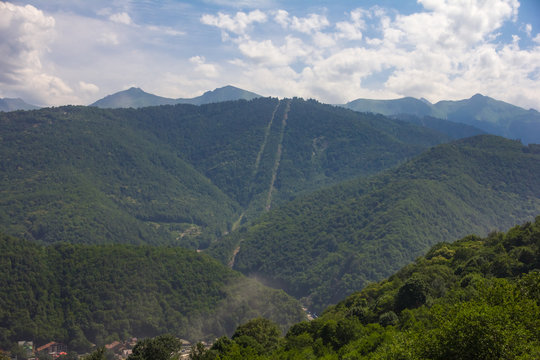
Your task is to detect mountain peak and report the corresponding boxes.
[92,85,262,109]
[126,87,144,93]
[0,97,40,112]
[470,93,489,102]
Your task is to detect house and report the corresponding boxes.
[17,341,34,358]
[105,341,121,351]
[36,342,67,357]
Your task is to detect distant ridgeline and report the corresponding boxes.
[0,98,453,248]
[343,93,540,144]
[0,233,305,352]
[90,85,263,108]
[0,97,39,112]
[194,216,540,359]
[215,135,540,311]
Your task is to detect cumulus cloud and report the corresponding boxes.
[524,23,532,37]
[109,12,132,25]
[200,0,540,109]
[190,56,220,78]
[0,2,75,105]
[290,13,329,34]
[200,10,267,35]
[79,81,99,94]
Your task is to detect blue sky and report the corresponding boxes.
[1,0,539,110]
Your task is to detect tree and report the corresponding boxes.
[83,348,106,360]
[231,318,281,355]
[128,335,182,360]
[395,276,428,312]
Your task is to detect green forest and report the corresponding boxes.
[1,99,540,356]
[223,135,540,311]
[189,216,540,359]
[0,98,450,250]
[0,234,304,352]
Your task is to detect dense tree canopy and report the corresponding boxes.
[193,216,540,359]
[222,135,540,311]
[0,98,450,249]
[0,234,304,351]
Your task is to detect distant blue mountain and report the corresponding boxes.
[343,94,540,144]
[91,85,262,109]
[0,98,40,112]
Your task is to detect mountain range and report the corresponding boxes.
[90,85,262,108]
[0,98,453,249]
[0,97,39,112]
[1,90,540,353]
[343,93,540,144]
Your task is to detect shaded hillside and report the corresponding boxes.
[0,106,240,247]
[176,85,262,105]
[0,233,305,351]
[0,98,452,248]
[199,217,540,359]
[344,97,436,117]
[90,87,177,108]
[392,114,485,140]
[129,98,449,220]
[344,94,540,144]
[221,135,540,311]
[0,98,39,112]
[91,85,261,109]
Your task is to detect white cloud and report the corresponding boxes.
[79,81,99,94]
[109,12,132,25]
[147,25,185,36]
[4,0,538,110]
[200,10,267,35]
[290,13,329,34]
[525,23,532,37]
[189,56,220,78]
[0,2,75,105]
[98,32,119,45]
[201,1,540,109]
[274,9,289,28]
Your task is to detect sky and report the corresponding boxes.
[1,0,540,110]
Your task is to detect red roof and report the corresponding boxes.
[37,342,57,352]
[105,341,121,350]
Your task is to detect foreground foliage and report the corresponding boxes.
[0,235,304,351]
[194,216,540,359]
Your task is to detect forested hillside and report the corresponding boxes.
[0,106,240,248]
[0,98,450,248]
[219,135,540,311]
[197,216,540,359]
[0,233,304,352]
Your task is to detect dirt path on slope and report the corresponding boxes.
[265,99,291,211]
[253,101,281,176]
[228,246,241,268]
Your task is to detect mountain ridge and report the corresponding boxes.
[218,135,540,311]
[90,85,262,108]
[0,97,40,112]
[343,93,540,144]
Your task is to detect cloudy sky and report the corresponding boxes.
[1,0,540,110]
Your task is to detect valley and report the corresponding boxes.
[0,92,539,357]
